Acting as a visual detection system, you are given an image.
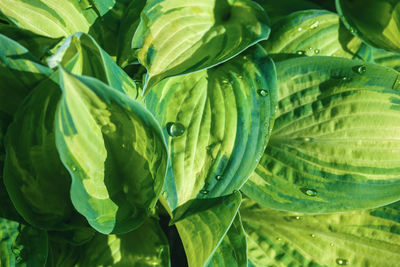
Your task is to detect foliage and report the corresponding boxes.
[1,0,400,266]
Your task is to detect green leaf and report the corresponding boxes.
[145,45,277,212]
[206,213,247,267]
[254,0,322,24]
[0,218,48,267]
[373,47,400,72]
[48,33,139,100]
[116,0,146,67]
[132,0,271,92]
[263,10,364,61]
[55,68,168,234]
[242,56,400,213]
[240,198,400,267]
[0,0,98,39]
[175,191,242,267]
[0,24,61,59]
[3,78,79,230]
[76,218,170,266]
[0,33,52,115]
[336,0,400,53]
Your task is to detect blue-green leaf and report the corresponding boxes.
[0,33,52,115]
[55,68,168,234]
[243,56,400,213]
[132,0,271,92]
[241,198,400,267]
[146,45,277,212]
[175,191,242,267]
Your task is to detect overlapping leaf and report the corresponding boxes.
[76,218,170,266]
[132,0,271,92]
[48,33,139,100]
[55,68,168,234]
[3,77,78,230]
[336,0,400,53]
[263,10,364,61]
[174,191,242,267]
[0,218,48,267]
[243,56,400,213]
[207,213,247,267]
[254,0,321,24]
[146,45,277,212]
[373,47,400,72]
[0,34,52,115]
[240,198,400,267]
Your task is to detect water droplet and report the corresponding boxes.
[336,259,348,265]
[356,65,366,74]
[276,237,282,241]
[303,137,313,142]
[243,56,247,60]
[310,21,319,29]
[296,50,306,55]
[166,122,185,137]
[314,49,320,54]
[200,189,209,195]
[310,234,316,238]
[216,175,223,181]
[72,167,77,172]
[298,27,303,31]
[295,216,301,220]
[309,47,313,51]
[301,188,318,197]
[121,144,126,148]
[330,243,334,247]
[257,89,269,97]
[222,79,229,84]
[342,76,351,81]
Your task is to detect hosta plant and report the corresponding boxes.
[1,0,400,266]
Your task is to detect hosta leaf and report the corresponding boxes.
[0,33,52,115]
[336,0,400,53]
[0,112,24,223]
[240,198,400,267]
[0,218,48,267]
[76,218,170,266]
[373,47,400,72]
[132,0,271,92]
[145,45,277,212]
[0,24,61,59]
[242,56,400,213]
[3,78,79,230]
[175,191,242,267]
[116,0,146,67]
[0,0,98,39]
[48,33,139,100]
[254,0,321,24]
[263,10,364,61]
[207,213,247,267]
[55,68,168,234]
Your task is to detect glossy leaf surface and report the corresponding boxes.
[132,0,271,92]
[241,199,400,267]
[55,69,168,234]
[243,56,400,213]
[146,45,277,211]
[175,191,242,267]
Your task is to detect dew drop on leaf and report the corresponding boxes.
[166,122,185,137]
[356,65,367,74]
[200,189,209,195]
[310,233,316,238]
[72,167,77,172]
[298,27,303,31]
[295,216,300,220]
[301,188,318,197]
[336,258,348,265]
[310,21,319,29]
[257,89,269,97]
[216,175,223,181]
[314,49,320,54]
[296,50,306,55]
